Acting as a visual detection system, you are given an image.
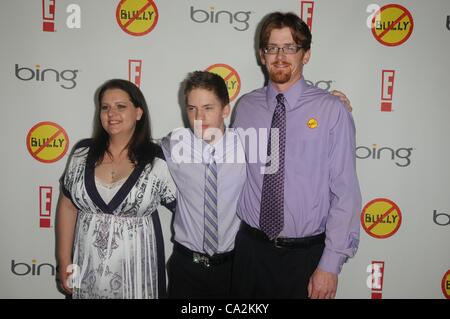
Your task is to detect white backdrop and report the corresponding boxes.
[1,0,449,299]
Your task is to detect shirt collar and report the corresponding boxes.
[167,127,239,164]
[187,127,228,162]
[266,77,308,112]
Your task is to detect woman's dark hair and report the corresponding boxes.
[90,79,159,167]
[259,12,312,51]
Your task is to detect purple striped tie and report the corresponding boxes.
[204,147,218,256]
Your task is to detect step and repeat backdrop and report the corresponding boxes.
[0,0,449,299]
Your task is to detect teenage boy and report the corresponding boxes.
[161,71,246,298]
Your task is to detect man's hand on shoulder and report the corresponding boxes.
[330,90,352,112]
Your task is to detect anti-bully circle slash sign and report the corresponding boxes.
[371,4,414,47]
[26,121,69,163]
[361,198,402,239]
[205,64,241,102]
[116,0,159,36]
[442,269,450,299]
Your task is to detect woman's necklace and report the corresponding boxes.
[111,165,117,182]
[107,153,127,183]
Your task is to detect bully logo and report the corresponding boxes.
[116,0,159,36]
[370,4,414,46]
[442,270,450,299]
[307,118,318,129]
[361,198,402,239]
[26,122,69,163]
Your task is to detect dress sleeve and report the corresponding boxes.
[59,172,72,199]
[59,139,90,201]
[59,150,77,201]
[158,160,177,213]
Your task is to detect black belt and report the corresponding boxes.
[240,222,325,249]
[173,242,234,268]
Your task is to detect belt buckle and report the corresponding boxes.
[193,252,210,267]
[273,236,283,248]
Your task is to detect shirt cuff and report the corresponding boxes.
[318,247,347,275]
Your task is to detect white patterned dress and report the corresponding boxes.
[61,140,176,299]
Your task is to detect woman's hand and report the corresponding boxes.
[58,263,74,295]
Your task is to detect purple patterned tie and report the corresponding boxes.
[260,93,286,240]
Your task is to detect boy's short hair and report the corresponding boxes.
[184,71,230,107]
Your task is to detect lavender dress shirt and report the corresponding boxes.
[233,78,362,274]
[162,128,246,253]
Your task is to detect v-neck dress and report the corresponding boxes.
[61,140,176,299]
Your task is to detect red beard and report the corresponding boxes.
[268,63,292,84]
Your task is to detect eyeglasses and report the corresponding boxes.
[263,45,303,55]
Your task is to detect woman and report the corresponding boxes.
[56,79,176,299]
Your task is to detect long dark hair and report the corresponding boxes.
[90,79,159,167]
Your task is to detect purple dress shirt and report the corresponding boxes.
[161,128,246,253]
[233,78,361,274]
